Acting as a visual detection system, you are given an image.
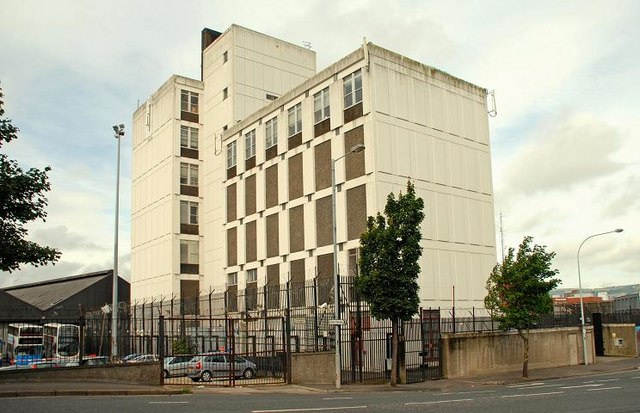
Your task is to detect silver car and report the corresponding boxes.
[163,355,194,378]
[188,353,256,382]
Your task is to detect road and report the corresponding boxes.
[2,370,640,413]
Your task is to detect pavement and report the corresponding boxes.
[0,356,638,398]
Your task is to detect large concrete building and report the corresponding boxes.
[131,24,496,310]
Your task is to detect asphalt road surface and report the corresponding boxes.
[2,370,640,413]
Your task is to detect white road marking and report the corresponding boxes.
[322,397,353,400]
[595,378,620,383]
[587,386,622,392]
[502,391,564,398]
[508,382,545,388]
[148,401,190,404]
[561,384,604,389]
[405,398,473,405]
[253,406,367,413]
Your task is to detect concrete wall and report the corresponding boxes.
[442,327,594,378]
[291,351,334,384]
[602,323,638,357]
[0,363,161,386]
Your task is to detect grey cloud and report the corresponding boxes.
[505,114,624,195]
[0,261,84,289]
[31,226,109,252]
[604,174,640,218]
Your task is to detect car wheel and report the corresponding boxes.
[201,370,213,382]
[163,370,169,379]
[242,368,255,379]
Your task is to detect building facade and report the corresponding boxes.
[131,25,496,310]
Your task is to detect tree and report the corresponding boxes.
[0,85,60,272]
[355,181,424,386]
[172,337,195,355]
[484,236,560,378]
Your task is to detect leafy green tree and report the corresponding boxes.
[484,236,560,377]
[355,181,424,386]
[0,86,60,272]
[172,337,195,355]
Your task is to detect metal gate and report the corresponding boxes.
[341,307,442,384]
[592,312,604,357]
[159,315,287,386]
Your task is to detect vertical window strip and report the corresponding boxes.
[227,141,237,169]
[245,130,256,159]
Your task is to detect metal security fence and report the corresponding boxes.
[158,315,287,386]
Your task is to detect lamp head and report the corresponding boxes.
[614,228,624,233]
[113,124,125,138]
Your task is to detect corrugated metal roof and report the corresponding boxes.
[0,290,41,319]
[3,270,112,311]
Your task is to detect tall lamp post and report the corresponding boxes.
[331,143,365,389]
[111,124,125,360]
[577,228,623,365]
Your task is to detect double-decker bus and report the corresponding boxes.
[7,323,44,365]
[43,323,80,361]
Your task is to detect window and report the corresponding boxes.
[227,141,237,169]
[181,90,199,114]
[223,51,228,63]
[180,126,199,149]
[180,201,198,225]
[246,269,257,283]
[265,118,278,149]
[227,272,238,286]
[223,87,228,100]
[288,103,302,137]
[180,163,198,186]
[343,70,363,108]
[245,129,256,159]
[180,240,199,264]
[314,87,330,123]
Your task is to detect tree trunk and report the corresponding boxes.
[518,328,529,378]
[391,318,398,386]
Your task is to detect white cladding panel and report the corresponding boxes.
[369,49,495,308]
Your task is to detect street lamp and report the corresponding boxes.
[577,228,623,365]
[331,143,365,389]
[111,124,125,361]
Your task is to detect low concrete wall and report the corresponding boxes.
[442,327,594,378]
[602,323,638,357]
[0,362,161,385]
[291,351,334,384]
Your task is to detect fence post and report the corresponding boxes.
[158,315,165,385]
[224,290,229,351]
[79,314,85,365]
[313,277,319,352]
[285,280,292,384]
[452,306,456,335]
[472,307,476,332]
[208,288,213,351]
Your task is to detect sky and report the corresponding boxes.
[0,0,638,291]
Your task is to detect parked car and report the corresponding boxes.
[131,353,159,363]
[121,353,141,363]
[187,353,256,382]
[63,356,111,367]
[29,359,64,369]
[163,355,194,378]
